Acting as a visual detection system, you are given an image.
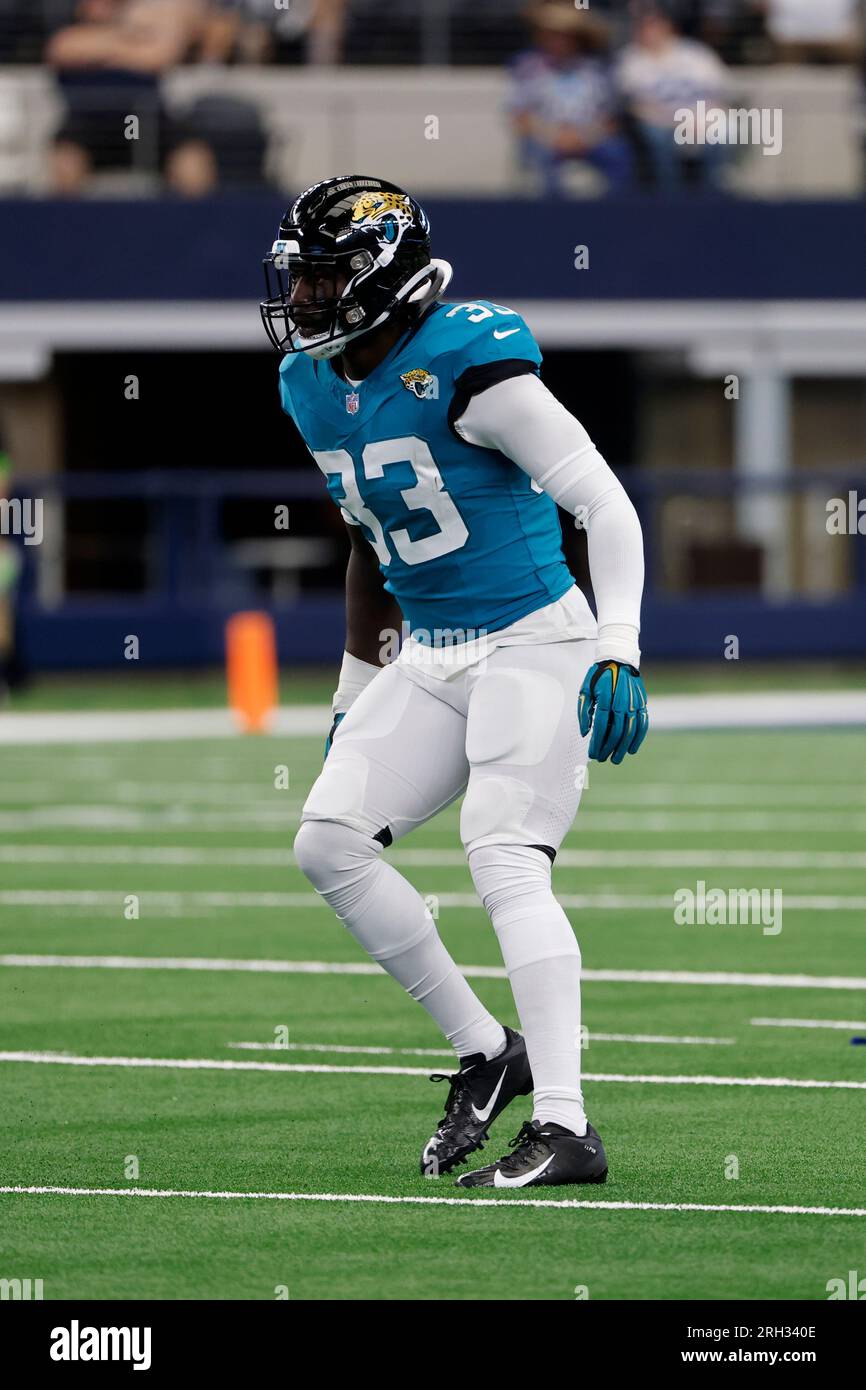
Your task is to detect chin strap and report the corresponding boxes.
[300,258,455,360]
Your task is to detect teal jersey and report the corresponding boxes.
[278,299,574,638]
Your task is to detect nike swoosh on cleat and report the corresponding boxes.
[471,1067,507,1123]
[493,328,520,339]
[493,1155,555,1188]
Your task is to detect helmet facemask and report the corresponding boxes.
[261,244,378,360]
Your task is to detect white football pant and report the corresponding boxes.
[293,636,596,1136]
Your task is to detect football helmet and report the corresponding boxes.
[261,174,452,359]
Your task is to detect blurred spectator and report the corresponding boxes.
[507,2,632,196]
[46,0,210,193]
[614,3,771,65]
[45,0,276,194]
[617,4,731,189]
[761,0,864,64]
[165,94,269,194]
[46,1,210,74]
[213,0,346,66]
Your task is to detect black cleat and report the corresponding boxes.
[455,1119,608,1189]
[420,1026,532,1177]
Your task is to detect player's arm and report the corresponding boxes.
[344,519,401,667]
[325,519,401,756]
[454,371,648,763]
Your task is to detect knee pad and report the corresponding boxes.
[460,774,535,851]
[468,843,553,921]
[293,819,380,896]
[467,843,580,971]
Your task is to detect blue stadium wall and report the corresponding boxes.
[1,196,865,301]
[3,196,866,667]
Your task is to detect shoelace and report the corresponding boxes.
[429,1071,461,1118]
[504,1121,547,1164]
[429,1068,474,1121]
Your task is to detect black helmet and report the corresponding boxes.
[260,174,451,359]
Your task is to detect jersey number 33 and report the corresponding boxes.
[313,437,469,567]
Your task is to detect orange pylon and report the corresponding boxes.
[226,611,278,733]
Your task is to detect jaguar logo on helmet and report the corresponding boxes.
[400,368,438,400]
[351,191,415,245]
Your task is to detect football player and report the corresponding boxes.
[262,175,648,1189]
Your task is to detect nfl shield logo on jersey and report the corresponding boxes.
[345,391,360,414]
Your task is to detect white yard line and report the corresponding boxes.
[3,808,866,833]
[227,1041,457,1058]
[589,785,866,805]
[0,808,303,832]
[0,890,319,911]
[0,845,292,867]
[638,691,866,730]
[0,782,285,804]
[392,848,866,871]
[752,1017,866,1032]
[3,888,866,912]
[582,1072,866,1090]
[1,1184,863,1217]
[3,782,866,807]
[0,1051,432,1077]
[2,955,866,991]
[578,813,866,832]
[0,708,328,744]
[1,844,865,871]
[0,1050,862,1091]
[1,691,864,744]
[226,1033,736,1054]
[586,968,866,991]
[0,954,444,976]
[449,893,866,911]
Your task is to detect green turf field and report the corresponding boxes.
[1,706,865,1300]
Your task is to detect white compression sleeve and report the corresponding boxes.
[455,373,645,668]
[332,650,381,717]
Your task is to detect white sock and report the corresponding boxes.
[468,843,588,1136]
[507,956,586,1135]
[294,820,506,1061]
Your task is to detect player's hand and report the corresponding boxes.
[578,661,648,765]
[324,712,345,760]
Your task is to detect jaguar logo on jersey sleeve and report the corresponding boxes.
[400,368,439,400]
[350,191,416,245]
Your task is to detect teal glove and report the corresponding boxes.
[578,660,648,765]
[324,712,345,760]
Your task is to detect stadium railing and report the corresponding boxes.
[8,466,866,668]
